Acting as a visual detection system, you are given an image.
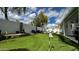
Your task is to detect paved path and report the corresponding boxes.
[5,33,24,36]
[4,33,25,38]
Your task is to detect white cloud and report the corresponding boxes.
[29,13,36,18]
[0,9,5,19]
[45,10,59,18]
[55,7,73,24]
[1,7,73,25]
[24,7,37,16]
[48,8,54,12]
[8,11,21,20]
[30,7,37,12]
[47,23,55,28]
[37,8,59,19]
[14,15,21,19]
[48,20,50,23]
[0,7,36,24]
[24,13,36,20]
[46,8,73,29]
[25,12,31,16]
[38,8,45,15]
[23,13,36,24]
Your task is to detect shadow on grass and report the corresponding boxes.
[9,48,30,51]
[53,34,79,51]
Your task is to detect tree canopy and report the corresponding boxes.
[32,12,48,27]
[0,7,28,20]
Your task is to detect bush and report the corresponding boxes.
[0,35,6,41]
[31,30,36,33]
[36,30,42,33]
[16,31,20,33]
[0,30,1,35]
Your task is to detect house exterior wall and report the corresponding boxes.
[23,24,36,33]
[0,19,20,34]
[53,24,61,34]
[0,19,36,34]
[62,7,78,36]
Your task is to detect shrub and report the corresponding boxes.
[0,35,6,41]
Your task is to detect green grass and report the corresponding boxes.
[50,35,78,51]
[0,34,78,51]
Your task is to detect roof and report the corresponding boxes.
[61,7,78,24]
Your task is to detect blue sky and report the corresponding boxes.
[0,7,72,27]
[36,7,65,24]
[20,7,67,24]
[19,7,71,27]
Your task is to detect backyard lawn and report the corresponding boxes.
[0,34,78,51]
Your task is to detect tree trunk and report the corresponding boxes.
[5,7,8,20]
[41,24,44,33]
[23,7,26,14]
[41,26,44,33]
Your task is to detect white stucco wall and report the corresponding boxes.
[23,24,36,33]
[0,19,20,34]
[63,8,78,36]
[0,19,39,34]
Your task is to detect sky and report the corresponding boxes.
[0,7,72,27]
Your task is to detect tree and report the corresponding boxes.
[11,7,28,15]
[38,12,48,26]
[32,12,48,31]
[0,7,8,20]
[32,16,41,31]
[0,7,28,20]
